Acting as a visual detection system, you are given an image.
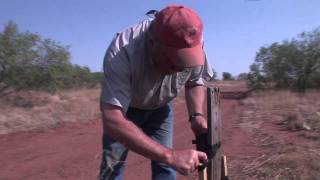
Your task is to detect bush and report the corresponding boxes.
[0,21,103,95]
[222,72,234,80]
[248,27,320,91]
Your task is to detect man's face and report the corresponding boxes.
[150,40,186,75]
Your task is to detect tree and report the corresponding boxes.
[0,21,103,95]
[236,73,249,80]
[247,63,268,89]
[222,72,234,80]
[0,21,72,93]
[209,68,217,81]
[248,27,320,91]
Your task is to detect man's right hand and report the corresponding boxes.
[167,149,207,175]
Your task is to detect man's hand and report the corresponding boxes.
[167,149,207,175]
[190,115,207,136]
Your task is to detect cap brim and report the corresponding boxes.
[162,43,204,68]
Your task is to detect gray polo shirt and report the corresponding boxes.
[101,19,213,113]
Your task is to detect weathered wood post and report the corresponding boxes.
[207,87,222,180]
[195,87,225,180]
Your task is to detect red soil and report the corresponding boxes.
[0,96,277,180]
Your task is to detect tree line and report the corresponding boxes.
[247,27,320,91]
[218,27,320,91]
[1,21,319,95]
[0,21,103,96]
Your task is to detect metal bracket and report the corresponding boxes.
[192,133,221,163]
[207,142,221,159]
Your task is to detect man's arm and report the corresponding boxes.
[102,103,172,163]
[185,85,207,136]
[101,103,207,175]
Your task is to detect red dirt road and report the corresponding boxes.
[0,98,257,180]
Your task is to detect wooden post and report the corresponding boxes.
[207,87,222,180]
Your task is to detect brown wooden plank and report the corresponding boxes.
[199,167,208,180]
[207,87,222,180]
[221,155,229,180]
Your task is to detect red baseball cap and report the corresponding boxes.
[153,5,204,68]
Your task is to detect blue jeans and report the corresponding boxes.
[99,103,176,180]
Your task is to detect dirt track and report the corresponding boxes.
[0,98,255,180]
[0,94,263,179]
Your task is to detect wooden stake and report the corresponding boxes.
[207,87,222,180]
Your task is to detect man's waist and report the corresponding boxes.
[129,101,173,112]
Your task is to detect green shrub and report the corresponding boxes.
[248,27,320,91]
[0,21,103,95]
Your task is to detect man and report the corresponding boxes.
[99,5,213,180]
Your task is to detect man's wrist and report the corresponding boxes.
[189,112,204,122]
[162,148,174,165]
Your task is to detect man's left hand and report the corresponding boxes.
[190,115,207,136]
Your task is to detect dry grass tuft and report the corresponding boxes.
[0,88,101,134]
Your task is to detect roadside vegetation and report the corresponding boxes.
[0,21,103,97]
[227,27,320,180]
[0,88,101,134]
[247,27,320,91]
[208,81,320,180]
[238,90,320,180]
[0,21,103,134]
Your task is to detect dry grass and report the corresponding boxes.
[208,80,249,92]
[0,88,101,134]
[239,89,320,180]
[241,90,320,132]
[239,145,320,180]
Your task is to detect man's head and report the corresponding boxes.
[149,5,204,74]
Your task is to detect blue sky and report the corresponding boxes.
[1,0,320,77]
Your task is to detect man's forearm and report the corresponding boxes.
[185,85,205,116]
[102,104,173,165]
[185,85,207,135]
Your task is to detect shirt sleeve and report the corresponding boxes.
[100,35,131,113]
[185,51,213,87]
